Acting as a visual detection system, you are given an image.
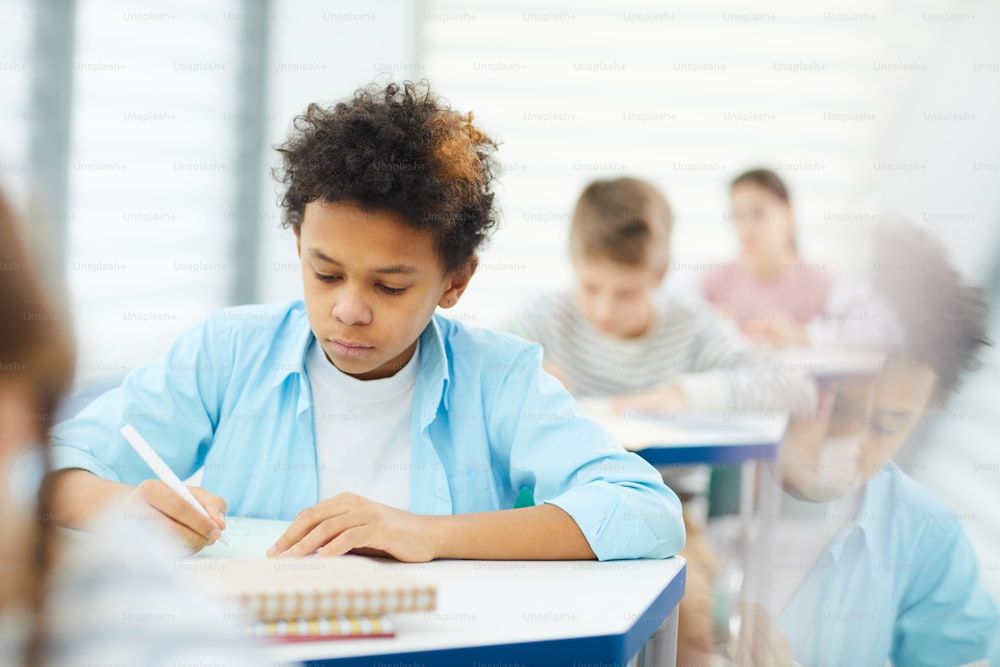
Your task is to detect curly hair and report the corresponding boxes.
[274,81,499,273]
[871,221,991,404]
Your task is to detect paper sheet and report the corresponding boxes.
[194,516,291,559]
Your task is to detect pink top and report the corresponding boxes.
[702,261,833,328]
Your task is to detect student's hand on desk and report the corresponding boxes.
[268,493,435,562]
[611,384,687,414]
[124,480,228,553]
[742,312,808,347]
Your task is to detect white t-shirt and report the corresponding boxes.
[306,338,418,509]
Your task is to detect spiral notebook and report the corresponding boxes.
[248,614,395,641]
[181,556,437,623]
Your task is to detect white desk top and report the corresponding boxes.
[578,399,789,465]
[772,346,886,378]
[193,518,686,666]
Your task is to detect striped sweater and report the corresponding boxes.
[507,290,815,415]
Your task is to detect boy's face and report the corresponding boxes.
[781,357,937,502]
[573,254,665,339]
[296,201,473,380]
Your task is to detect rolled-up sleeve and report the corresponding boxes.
[50,314,230,485]
[489,344,685,560]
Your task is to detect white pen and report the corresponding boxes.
[120,423,229,546]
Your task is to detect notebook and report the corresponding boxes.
[194,516,289,559]
[179,518,435,640]
[577,397,788,450]
[178,555,437,622]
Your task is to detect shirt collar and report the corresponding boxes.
[854,465,891,541]
[270,305,451,414]
[269,303,315,389]
[417,314,451,415]
[828,476,884,561]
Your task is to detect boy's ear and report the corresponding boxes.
[439,255,478,308]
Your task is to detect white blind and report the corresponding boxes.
[421,0,892,327]
[66,0,240,384]
[0,0,32,207]
[255,0,421,304]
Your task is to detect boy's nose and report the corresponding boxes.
[331,291,372,325]
[593,297,616,322]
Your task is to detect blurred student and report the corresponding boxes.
[45,82,684,563]
[509,176,815,416]
[506,176,815,666]
[730,222,999,666]
[702,168,889,348]
[0,191,259,666]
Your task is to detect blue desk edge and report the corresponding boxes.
[305,559,687,667]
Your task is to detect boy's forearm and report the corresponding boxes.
[47,469,132,527]
[427,503,596,560]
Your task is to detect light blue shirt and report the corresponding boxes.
[51,300,685,561]
[778,462,1000,666]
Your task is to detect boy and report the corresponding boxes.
[740,222,999,665]
[45,82,685,562]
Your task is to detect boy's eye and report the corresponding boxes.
[868,411,909,437]
[868,418,898,437]
[312,273,405,295]
[378,284,406,296]
[313,272,341,283]
[870,422,892,436]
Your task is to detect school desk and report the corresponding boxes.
[196,517,687,667]
[772,346,886,380]
[577,403,788,613]
[576,399,789,467]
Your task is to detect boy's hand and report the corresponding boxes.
[612,384,688,414]
[124,480,227,553]
[268,493,436,562]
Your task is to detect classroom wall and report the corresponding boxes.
[419,0,894,328]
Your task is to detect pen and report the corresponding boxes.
[120,423,229,546]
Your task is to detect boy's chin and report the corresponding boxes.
[331,354,409,381]
[782,478,860,504]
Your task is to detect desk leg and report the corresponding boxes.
[738,459,780,609]
[633,606,678,667]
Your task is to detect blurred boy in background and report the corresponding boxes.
[729,222,999,666]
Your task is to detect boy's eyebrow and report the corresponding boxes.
[308,248,419,275]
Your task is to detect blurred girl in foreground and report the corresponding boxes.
[0,191,257,666]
